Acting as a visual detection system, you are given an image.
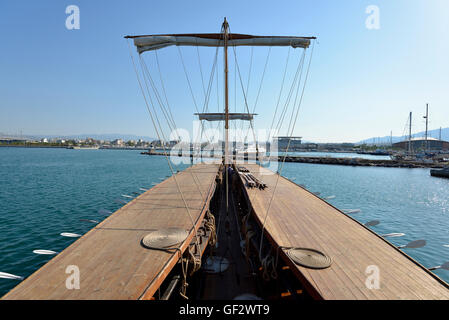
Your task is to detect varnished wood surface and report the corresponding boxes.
[2,163,219,300]
[240,163,449,300]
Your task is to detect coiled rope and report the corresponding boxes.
[204,209,217,247]
[261,253,278,281]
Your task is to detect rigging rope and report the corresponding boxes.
[246,44,254,103]
[243,45,273,145]
[196,39,207,98]
[268,47,291,142]
[258,40,316,260]
[154,51,179,138]
[273,50,306,139]
[204,209,217,247]
[252,46,272,114]
[127,40,201,252]
[230,44,259,156]
[140,57,176,135]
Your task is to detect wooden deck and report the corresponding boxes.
[2,163,219,300]
[239,163,449,300]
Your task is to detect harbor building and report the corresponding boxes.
[275,136,302,151]
[0,137,30,144]
[393,137,449,151]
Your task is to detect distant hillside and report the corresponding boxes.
[358,127,449,145]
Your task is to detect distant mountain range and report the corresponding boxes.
[358,127,449,145]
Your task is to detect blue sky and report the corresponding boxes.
[0,0,448,143]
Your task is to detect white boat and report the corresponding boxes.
[68,146,100,150]
[236,145,266,155]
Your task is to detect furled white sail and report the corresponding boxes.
[195,113,256,121]
[131,34,312,54]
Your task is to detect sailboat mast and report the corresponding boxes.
[409,111,412,155]
[424,103,429,152]
[223,18,230,166]
[390,131,393,147]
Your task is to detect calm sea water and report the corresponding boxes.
[0,147,448,296]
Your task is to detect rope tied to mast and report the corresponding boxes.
[261,251,278,281]
[204,209,217,247]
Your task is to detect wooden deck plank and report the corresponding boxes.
[2,163,219,300]
[240,163,449,300]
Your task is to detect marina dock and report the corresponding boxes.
[2,163,219,300]
[238,163,449,299]
[143,151,447,169]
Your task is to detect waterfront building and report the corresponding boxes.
[393,137,449,152]
[275,136,302,151]
[0,137,29,144]
[112,139,124,146]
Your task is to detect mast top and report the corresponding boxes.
[223,17,229,29]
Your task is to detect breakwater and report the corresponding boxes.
[141,151,447,169]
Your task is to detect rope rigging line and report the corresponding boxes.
[127,40,201,252]
[196,39,207,99]
[178,46,200,114]
[251,45,272,114]
[139,56,173,143]
[138,54,202,206]
[267,47,291,142]
[144,52,218,201]
[193,46,221,164]
[135,50,209,284]
[282,53,308,138]
[154,51,179,136]
[230,42,259,155]
[246,44,254,103]
[258,40,316,261]
[185,43,224,195]
[140,57,177,135]
[229,46,245,144]
[273,50,306,139]
[232,47,308,256]
[242,44,273,145]
[178,45,220,152]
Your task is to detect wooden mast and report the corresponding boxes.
[223,18,230,166]
[223,18,230,214]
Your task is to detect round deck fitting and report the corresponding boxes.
[141,227,189,249]
[286,248,332,269]
[203,256,229,274]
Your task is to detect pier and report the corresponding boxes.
[142,151,447,169]
[2,163,219,300]
[237,163,449,299]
